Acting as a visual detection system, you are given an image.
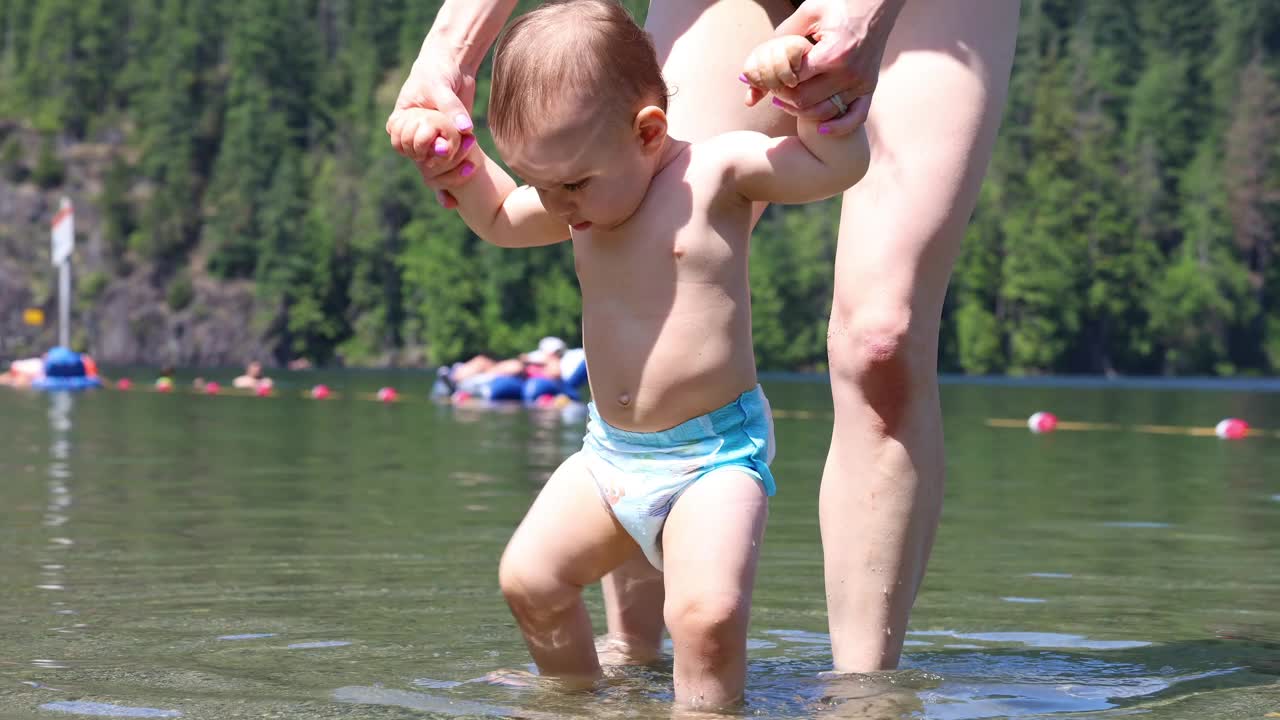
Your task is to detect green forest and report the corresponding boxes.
[1,0,1278,375]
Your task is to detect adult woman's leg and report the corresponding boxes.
[822,0,1019,672]
[596,0,797,663]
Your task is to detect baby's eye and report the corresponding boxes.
[563,179,589,192]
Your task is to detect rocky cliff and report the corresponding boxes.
[0,120,272,367]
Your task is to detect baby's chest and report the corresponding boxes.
[576,224,743,290]
[581,191,748,281]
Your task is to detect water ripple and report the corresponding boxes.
[39,701,180,717]
[286,640,351,649]
[215,633,276,641]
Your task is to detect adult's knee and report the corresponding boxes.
[664,594,748,666]
[827,305,925,432]
[827,304,920,383]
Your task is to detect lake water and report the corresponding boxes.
[1,374,1277,719]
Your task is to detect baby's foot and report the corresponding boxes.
[594,633,661,666]
[479,668,538,688]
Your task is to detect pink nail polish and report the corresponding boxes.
[433,137,450,155]
[461,135,476,152]
[460,161,475,178]
[772,97,786,109]
[454,114,474,132]
[818,124,831,135]
[738,74,750,84]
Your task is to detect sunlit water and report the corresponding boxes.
[1,373,1277,719]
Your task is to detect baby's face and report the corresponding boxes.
[500,110,659,232]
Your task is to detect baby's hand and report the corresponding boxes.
[741,35,813,106]
[390,107,478,205]
[390,107,472,167]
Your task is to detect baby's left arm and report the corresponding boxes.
[719,36,871,204]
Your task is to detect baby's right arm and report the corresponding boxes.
[719,36,871,205]
[401,109,569,248]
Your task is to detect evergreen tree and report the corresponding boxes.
[3,0,1276,373]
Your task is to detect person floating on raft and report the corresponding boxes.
[22,346,103,391]
[0,355,47,387]
[435,336,588,405]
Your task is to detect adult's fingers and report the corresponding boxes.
[775,69,861,111]
[417,148,477,191]
[429,77,475,135]
[769,89,871,132]
[414,163,460,209]
[817,93,872,136]
[783,93,848,122]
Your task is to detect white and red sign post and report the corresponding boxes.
[50,197,74,348]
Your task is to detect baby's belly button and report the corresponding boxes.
[616,392,631,407]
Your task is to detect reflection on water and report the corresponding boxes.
[39,701,181,718]
[0,378,1276,719]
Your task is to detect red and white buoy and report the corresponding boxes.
[310,384,331,400]
[376,386,398,403]
[204,381,220,395]
[1028,411,1058,434]
[115,378,132,390]
[255,383,272,397]
[1214,418,1249,440]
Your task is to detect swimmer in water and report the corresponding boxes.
[232,360,273,391]
[392,0,868,708]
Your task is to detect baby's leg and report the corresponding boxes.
[498,452,636,685]
[596,0,797,663]
[661,469,769,710]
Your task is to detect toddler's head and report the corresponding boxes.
[488,0,672,231]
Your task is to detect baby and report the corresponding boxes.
[397,0,868,709]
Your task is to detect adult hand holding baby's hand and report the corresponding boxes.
[744,0,904,136]
[386,48,479,207]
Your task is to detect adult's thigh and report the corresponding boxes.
[833,0,1019,334]
[646,0,797,142]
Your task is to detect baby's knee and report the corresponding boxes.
[498,553,576,624]
[664,594,748,665]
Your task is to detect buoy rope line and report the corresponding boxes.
[2,385,1268,438]
[985,417,1274,440]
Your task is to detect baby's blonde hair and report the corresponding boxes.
[489,0,668,143]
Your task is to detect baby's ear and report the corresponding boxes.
[633,106,668,153]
